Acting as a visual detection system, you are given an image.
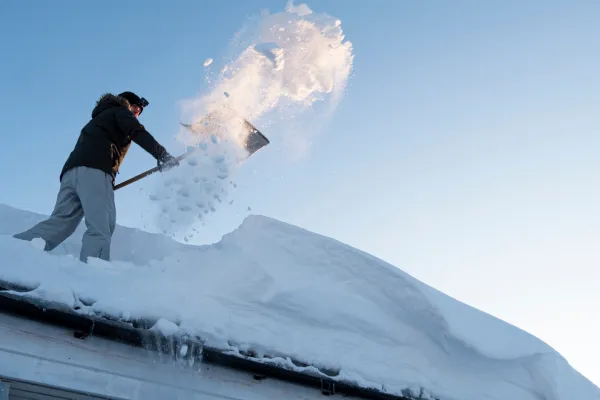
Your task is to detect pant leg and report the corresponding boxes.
[75,167,116,262]
[13,169,84,251]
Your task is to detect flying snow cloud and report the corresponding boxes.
[181,0,353,137]
[148,1,354,240]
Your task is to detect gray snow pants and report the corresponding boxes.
[14,166,116,262]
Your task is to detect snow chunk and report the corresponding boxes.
[31,237,45,250]
[179,344,189,357]
[150,318,180,336]
[285,1,313,17]
[203,58,213,67]
[253,42,283,68]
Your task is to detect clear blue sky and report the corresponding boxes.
[1,0,599,387]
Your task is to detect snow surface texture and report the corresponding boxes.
[1,203,598,400]
[146,1,353,240]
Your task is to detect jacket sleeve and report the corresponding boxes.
[114,108,168,160]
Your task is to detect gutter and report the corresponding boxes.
[0,289,415,400]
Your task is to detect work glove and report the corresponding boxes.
[157,153,180,172]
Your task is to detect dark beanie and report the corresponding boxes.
[118,91,148,114]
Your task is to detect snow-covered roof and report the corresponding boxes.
[0,203,598,400]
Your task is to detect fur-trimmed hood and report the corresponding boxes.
[91,93,131,118]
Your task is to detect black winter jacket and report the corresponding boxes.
[60,93,168,184]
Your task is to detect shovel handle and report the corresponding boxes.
[113,152,192,191]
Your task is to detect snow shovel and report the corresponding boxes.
[114,118,269,191]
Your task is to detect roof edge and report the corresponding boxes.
[0,290,420,400]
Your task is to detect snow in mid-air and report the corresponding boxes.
[138,1,354,241]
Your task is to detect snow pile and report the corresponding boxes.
[0,203,598,400]
[147,1,353,238]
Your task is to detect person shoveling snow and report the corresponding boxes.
[13,91,179,263]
